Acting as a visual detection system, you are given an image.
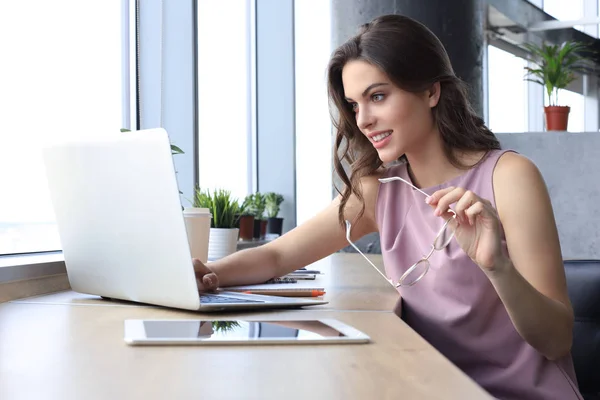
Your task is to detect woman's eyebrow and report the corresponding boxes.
[344,82,389,101]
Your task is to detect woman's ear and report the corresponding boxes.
[428,82,441,108]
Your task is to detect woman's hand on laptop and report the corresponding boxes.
[193,259,219,292]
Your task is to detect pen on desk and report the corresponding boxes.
[243,290,326,297]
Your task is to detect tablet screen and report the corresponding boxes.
[142,320,346,340]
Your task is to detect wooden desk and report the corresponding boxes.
[0,302,492,400]
[12,253,400,312]
[313,253,399,311]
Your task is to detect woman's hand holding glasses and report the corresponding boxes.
[347,176,510,287]
[425,187,507,273]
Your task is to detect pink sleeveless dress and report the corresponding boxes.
[376,149,582,399]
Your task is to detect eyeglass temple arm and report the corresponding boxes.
[378,176,429,196]
[379,177,457,217]
[344,221,398,289]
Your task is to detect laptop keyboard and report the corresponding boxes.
[199,294,264,304]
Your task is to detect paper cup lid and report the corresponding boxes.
[183,207,212,217]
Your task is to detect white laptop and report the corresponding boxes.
[41,128,327,312]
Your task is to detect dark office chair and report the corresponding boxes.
[564,259,600,400]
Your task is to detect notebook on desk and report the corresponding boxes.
[41,128,327,312]
[223,281,326,297]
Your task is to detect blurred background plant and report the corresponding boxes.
[211,320,241,333]
[264,192,284,218]
[192,187,241,229]
[523,40,594,106]
[243,193,266,220]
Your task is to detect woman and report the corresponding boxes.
[194,14,581,399]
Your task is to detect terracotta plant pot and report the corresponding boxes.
[544,106,570,131]
[260,219,267,239]
[237,214,254,241]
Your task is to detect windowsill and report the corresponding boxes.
[0,252,66,283]
[0,239,276,283]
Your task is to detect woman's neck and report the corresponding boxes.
[404,140,484,189]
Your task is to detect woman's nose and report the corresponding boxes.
[356,107,375,131]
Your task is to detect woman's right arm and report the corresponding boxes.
[194,175,381,290]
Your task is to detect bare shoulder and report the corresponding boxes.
[492,151,570,307]
[492,151,548,205]
[494,151,541,180]
[492,151,550,229]
[346,169,385,226]
[359,170,385,202]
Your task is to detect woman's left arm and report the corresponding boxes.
[428,152,574,360]
[488,152,574,360]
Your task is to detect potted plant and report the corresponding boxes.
[265,192,284,236]
[523,40,592,131]
[246,193,266,239]
[193,187,241,260]
[236,195,255,241]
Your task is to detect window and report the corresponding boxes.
[555,89,585,132]
[487,45,528,133]
[294,0,333,225]
[527,0,543,7]
[196,0,253,202]
[0,1,123,255]
[544,0,586,33]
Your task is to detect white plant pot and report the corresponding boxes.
[208,228,239,261]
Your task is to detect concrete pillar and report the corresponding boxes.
[331,0,485,117]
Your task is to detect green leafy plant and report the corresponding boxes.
[240,195,253,216]
[242,194,256,218]
[193,187,241,229]
[264,192,284,218]
[244,193,266,221]
[211,320,241,333]
[523,40,593,106]
[120,128,184,156]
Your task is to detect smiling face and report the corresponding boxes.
[341,60,440,163]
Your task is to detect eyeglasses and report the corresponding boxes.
[345,176,456,288]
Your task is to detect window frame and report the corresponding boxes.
[484,0,599,133]
[0,0,136,281]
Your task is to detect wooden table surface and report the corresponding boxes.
[0,303,492,400]
[1,253,492,399]
[12,253,400,312]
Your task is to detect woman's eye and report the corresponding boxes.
[372,93,384,102]
[350,103,358,112]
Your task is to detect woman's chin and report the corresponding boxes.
[376,147,402,164]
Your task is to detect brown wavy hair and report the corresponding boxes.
[328,14,500,226]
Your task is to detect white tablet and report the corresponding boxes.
[124,318,370,345]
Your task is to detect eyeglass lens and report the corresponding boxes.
[399,259,430,286]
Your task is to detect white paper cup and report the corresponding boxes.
[182,207,212,264]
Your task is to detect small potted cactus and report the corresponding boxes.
[265,192,284,236]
